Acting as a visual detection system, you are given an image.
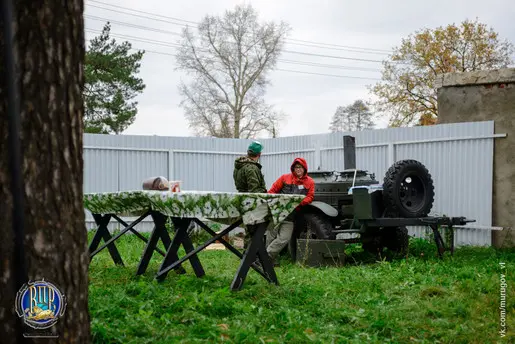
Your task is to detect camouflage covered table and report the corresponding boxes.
[84,190,304,290]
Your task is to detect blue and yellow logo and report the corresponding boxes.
[15,279,67,329]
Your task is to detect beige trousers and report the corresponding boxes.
[266,221,294,259]
[242,203,270,249]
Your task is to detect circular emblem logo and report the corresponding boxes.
[15,279,67,329]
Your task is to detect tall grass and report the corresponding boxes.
[88,232,515,343]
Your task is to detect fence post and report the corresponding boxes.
[314,141,321,170]
[168,150,175,181]
[388,143,395,166]
[117,149,121,192]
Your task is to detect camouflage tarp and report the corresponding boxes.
[83,190,304,225]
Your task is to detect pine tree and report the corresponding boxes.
[329,100,375,132]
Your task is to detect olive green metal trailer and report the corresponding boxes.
[287,136,475,266]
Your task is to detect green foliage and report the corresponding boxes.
[329,99,375,132]
[84,23,146,134]
[369,18,515,127]
[88,231,515,343]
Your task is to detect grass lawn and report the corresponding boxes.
[88,231,515,343]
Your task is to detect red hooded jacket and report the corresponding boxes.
[268,157,315,207]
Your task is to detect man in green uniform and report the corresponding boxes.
[233,141,267,251]
[233,141,266,193]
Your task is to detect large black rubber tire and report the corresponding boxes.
[383,159,435,218]
[361,226,409,256]
[288,212,335,261]
[299,213,335,240]
[383,226,409,254]
[361,234,383,255]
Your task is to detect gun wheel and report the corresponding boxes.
[288,212,335,261]
[383,159,435,218]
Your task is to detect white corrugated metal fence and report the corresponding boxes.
[84,120,505,247]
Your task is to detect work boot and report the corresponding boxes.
[268,253,280,267]
[252,257,262,269]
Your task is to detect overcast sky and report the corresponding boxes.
[84,0,515,139]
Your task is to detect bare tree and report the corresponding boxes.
[176,4,290,138]
[0,0,90,342]
[329,100,375,132]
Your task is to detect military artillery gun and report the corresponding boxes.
[289,135,475,265]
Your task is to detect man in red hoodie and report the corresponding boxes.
[266,157,315,265]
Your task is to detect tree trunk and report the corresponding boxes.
[233,109,241,138]
[0,0,90,343]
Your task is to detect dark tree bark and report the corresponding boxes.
[0,0,90,343]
